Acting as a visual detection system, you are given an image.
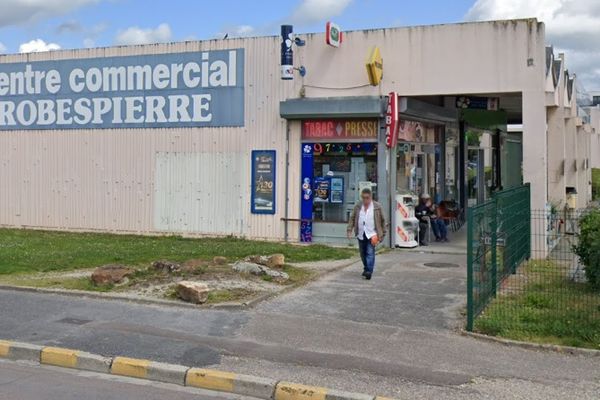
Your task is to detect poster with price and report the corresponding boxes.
[251,150,276,214]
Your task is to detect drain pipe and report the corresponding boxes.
[284,121,290,242]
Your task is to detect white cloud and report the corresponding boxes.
[83,38,95,48]
[115,23,173,45]
[217,25,256,39]
[465,0,600,89]
[19,39,61,53]
[0,0,100,28]
[290,0,352,25]
[0,43,6,53]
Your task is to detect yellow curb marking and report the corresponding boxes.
[186,368,237,392]
[275,382,328,400]
[111,357,151,379]
[0,340,11,358]
[41,347,80,368]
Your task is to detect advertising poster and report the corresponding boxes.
[300,144,314,242]
[329,177,344,204]
[314,177,331,203]
[251,150,276,214]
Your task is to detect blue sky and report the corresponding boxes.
[1,0,599,89]
[0,0,475,52]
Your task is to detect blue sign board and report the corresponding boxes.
[0,49,244,130]
[251,150,276,215]
[300,143,314,242]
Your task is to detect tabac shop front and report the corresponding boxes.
[280,96,387,245]
[300,119,380,244]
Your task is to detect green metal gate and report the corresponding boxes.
[466,184,531,331]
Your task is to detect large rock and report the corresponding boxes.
[266,254,285,268]
[232,261,264,275]
[176,281,210,304]
[91,265,134,285]
[212,256,228,265]
[245,255,269,265]
[232,261,289,282]
[263,268,289,281]
[152,260,182,273]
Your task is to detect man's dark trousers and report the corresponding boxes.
[358,233,375,275]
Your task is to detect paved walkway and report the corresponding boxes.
[0,251,598,399]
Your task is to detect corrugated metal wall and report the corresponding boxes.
[0,36,299,239]
[154,152,249,234]
[0,21,556,239]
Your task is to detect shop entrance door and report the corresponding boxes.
[467,148,485,206]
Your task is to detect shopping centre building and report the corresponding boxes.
[1,18,599,246]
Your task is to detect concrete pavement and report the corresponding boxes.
[0,251,598,399]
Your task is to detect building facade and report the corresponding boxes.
[0,19,597,246]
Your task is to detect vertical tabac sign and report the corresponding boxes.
[385,92,398,148]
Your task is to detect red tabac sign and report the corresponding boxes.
[302,119,377,140]
[385,92,398,148]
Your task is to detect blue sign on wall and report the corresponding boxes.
[0,49,244,130]
[300,143,314,242]
[251,150,276,215]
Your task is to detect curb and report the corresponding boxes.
[0,339,393,400]
[41,346,112,373]
[274,382,374,400]
[461,330,600,357]
[112,356,188,385]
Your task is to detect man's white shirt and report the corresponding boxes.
[357,201,376,239]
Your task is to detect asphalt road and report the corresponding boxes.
[0,359,257,400]
[1,251,599,399]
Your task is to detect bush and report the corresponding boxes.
[593,169,600,201]
[573,209,600,290]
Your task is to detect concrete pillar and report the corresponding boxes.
[377,116,391,247]
[522,89,548,256]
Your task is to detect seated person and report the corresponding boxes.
[415,194,449,245]
[415,194,433,246]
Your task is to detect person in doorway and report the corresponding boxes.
[415,194,448,245]
[347,188,387,280]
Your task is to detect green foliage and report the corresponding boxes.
[466,130,481,146]
[475,261,600,349]
[573,210,600,290]
[592,169,600,201]
[0,229,355,275]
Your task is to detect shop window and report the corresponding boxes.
[311,142,377,223]
[395,121,442,201]
[466,129,497,206]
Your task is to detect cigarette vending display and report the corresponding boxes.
[395,192,419,248]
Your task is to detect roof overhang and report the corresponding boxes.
[280,96,384,119]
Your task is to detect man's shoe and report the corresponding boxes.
[362,271,368,277]
[365,273,372,280]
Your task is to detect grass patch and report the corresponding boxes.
[282,264,315,284]
[0,228,355,275]
[475,261,600,349]
[205,288,257,304]
[592,168,600,201]
[0,274,113,292]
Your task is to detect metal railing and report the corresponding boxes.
[467,193,600,348]
[466,184,531,331]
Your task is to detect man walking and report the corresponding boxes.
[347,188,387,280]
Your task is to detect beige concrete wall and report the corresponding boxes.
[589,107,600,170]
[0,19,549,238]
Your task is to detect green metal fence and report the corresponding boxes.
[466,184,531,331]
